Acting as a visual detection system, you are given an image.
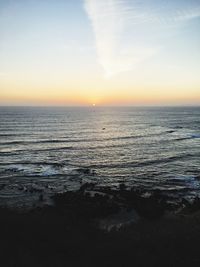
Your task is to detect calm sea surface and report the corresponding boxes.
[0,106,200,207]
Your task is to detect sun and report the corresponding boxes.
[92,103,96,107]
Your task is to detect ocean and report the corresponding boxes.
[0,106,200,207]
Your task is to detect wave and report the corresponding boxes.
[0,136,142,146]
[3,150,198,172]
[0,133,24,137]
[1,135,199,161]
[4,164,61,177]
[190,134,200,138]
[0,161,67,167]
[0,146,75,153]
[0,129,180,146]
[165,175,200,191]
[174,133,200,141]
[87,153,200,169]
[166,176,195,183]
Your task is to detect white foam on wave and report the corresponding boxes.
[4,163,80,178]
[5,164,60,177]
[190,134,200,139]
[39,165,59,176]
[6,164,32,173]
[174,175,195,181]
[172,132,200,141]
[174,175,200,189]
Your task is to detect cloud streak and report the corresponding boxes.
[84,0,156,77]
[84,0,200,78]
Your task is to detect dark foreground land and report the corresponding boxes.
[1,184,200,267]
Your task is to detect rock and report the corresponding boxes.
[39,194,44,202]
[181,197,200,213]
[77,167,96,175]
[119,183,126,191]
[79,182,96,192]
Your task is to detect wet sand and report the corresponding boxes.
[1,184,200,267]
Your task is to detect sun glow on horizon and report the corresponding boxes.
[0,0,200,106]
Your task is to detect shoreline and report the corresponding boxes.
[1,184,200,266]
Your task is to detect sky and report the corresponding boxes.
[0,0,200,106]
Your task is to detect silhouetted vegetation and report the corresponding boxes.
[1,184,200,266]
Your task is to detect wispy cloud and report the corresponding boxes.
[84,0,156,77]
[84,0,200,78]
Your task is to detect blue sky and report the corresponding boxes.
[0,0,200,105]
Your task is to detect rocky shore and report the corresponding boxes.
[1,183,200,266]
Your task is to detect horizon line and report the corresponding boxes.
[0,104,199,108]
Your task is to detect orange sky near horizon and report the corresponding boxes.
[0,0,200,106]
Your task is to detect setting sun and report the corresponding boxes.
[0,1,200,266]
[0,0,200,106]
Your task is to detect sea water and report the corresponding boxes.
[0,106,199,207]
